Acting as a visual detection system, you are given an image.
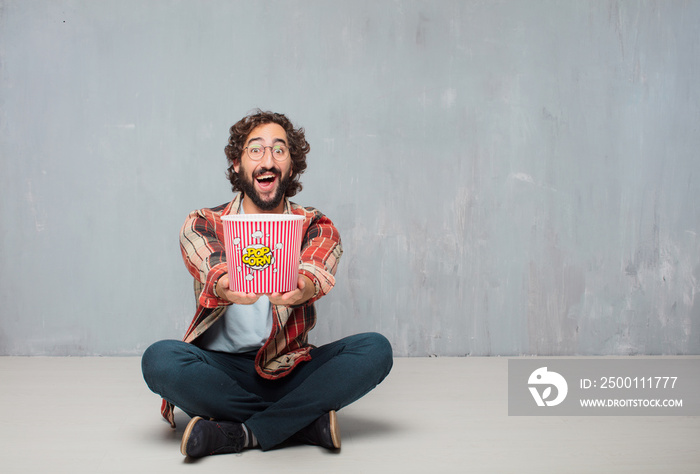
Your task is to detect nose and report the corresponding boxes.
[259,147,275,167]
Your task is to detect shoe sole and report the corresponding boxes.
[180,416,203,456]
[328,410,341,449]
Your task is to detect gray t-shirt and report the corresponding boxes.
[197,296,273,353]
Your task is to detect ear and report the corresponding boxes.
[233,159,240,174]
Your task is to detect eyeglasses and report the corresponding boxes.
[244,144,290,162]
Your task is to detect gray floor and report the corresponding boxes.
[1,356,698,473]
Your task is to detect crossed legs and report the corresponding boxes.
[141,332,393,452]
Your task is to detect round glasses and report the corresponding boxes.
[244,144,289,162]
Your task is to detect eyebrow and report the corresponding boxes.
[247,136,288,146]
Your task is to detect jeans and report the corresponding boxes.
[141,332,393,450]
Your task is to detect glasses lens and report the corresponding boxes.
[247,145,264,160]
[272,145,288,160]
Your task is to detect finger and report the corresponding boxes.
[272,289,300,305]
[231,291,256,298]
[229,291,259,304]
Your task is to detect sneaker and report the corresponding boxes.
[180,416,246,457]
[293,410,341,449]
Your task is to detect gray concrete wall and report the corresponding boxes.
[1,0,698,356]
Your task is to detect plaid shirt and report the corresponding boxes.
[160,193,343,427]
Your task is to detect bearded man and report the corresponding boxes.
[141,110,393,457]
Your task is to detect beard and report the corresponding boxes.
[238,164,291,212]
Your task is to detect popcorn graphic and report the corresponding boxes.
[241,244,275,271]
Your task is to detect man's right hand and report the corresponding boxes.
[216,274,260,305]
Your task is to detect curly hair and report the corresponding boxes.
[225,110,310,197]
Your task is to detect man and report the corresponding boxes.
[141,110,393,458]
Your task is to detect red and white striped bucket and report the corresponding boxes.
[222,214,304,293]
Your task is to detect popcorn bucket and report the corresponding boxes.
[222,214,304,293]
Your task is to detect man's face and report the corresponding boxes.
[235,122,293,213]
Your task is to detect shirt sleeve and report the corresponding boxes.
[297,209,343,305]
[179,207,230,309]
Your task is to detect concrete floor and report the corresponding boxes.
[1,356,698,473]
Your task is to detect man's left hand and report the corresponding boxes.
[267,275,315,306]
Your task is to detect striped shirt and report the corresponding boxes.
[160,193,343,427]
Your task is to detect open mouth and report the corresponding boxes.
[255,172,278,191]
